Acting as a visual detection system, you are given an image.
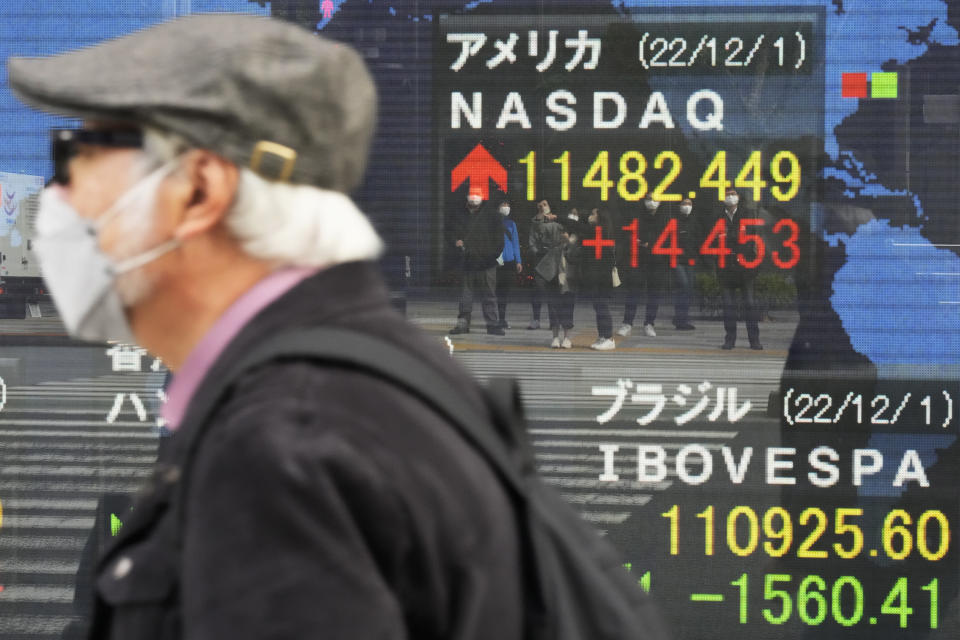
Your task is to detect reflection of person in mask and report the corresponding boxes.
[529,200,569,348]
[716,188,762,350]
[671,198,698,331]
[525,199,557,329]
[555,209,584,349]
[617,195,667,338]
[449,185,504,335]
[494,198,522,329]
[583,207,617,350]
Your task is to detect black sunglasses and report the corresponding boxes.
[50,128,144,186]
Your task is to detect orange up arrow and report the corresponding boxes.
[450,143,508,200]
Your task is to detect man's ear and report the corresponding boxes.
[173,150,239,242]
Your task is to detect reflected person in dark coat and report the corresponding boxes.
[618,195,669,338]
[449,185,504,336]
[672,197,699,331]
[530,200,568,348]
[716,188,763,350]
[525,199,556,329]
[582,207,618,350]
[554,206,588,349]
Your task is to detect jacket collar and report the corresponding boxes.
[163,261,391,454]
[219,261,391,357]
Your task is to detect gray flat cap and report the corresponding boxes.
[8,14,377,192]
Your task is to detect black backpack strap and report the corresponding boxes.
[482,377,537,477]
[172,327,532,527]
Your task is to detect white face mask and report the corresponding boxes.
[499,206,511,216]
[725,195,739,207]
[34,161,181,344]
[644,200,659,212]
[680,205,693,215]
[467,196,482,207]
[568,212,579,221]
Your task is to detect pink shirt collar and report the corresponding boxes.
[161,267,319,431]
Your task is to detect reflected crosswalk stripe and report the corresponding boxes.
[453,351,783,417]
[0,371,162,637]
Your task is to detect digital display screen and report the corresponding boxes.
[1,1,958,638]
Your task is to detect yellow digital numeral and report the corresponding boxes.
[833,508,864,560]
[797,508,830,558]
[697,505,715,556]
[583,150,615,201]
[553,150,571,201]
[770,150,801,201]
[917,510,950,562]
[700,151,730,201]
[518,151,536,201]
[651,151,683,201]
[727,506,759,557]
[762,507,793,557]
[883,510,913,561]
[616,151,648,201]
[734,150,768,201]
[662,505,679,555]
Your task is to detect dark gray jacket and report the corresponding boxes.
[529,214,566,281]
[452,203,504,271]
[82,262,524,640]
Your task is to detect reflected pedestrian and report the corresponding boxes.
[496,198,522,329]
[449,185,503,336]
[583,207,617,350]
[618,195,667,338]
[717,188,762,350]
[530,200,567,348]
[672,197,698,331]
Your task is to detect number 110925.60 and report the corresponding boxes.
[661,505,950,562]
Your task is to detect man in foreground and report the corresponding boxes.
[9,15,523,639]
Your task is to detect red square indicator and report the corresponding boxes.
[842,73,868,98]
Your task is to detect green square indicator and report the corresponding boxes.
[871,72,898,98]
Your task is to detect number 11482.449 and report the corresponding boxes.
[517,149,802,203]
